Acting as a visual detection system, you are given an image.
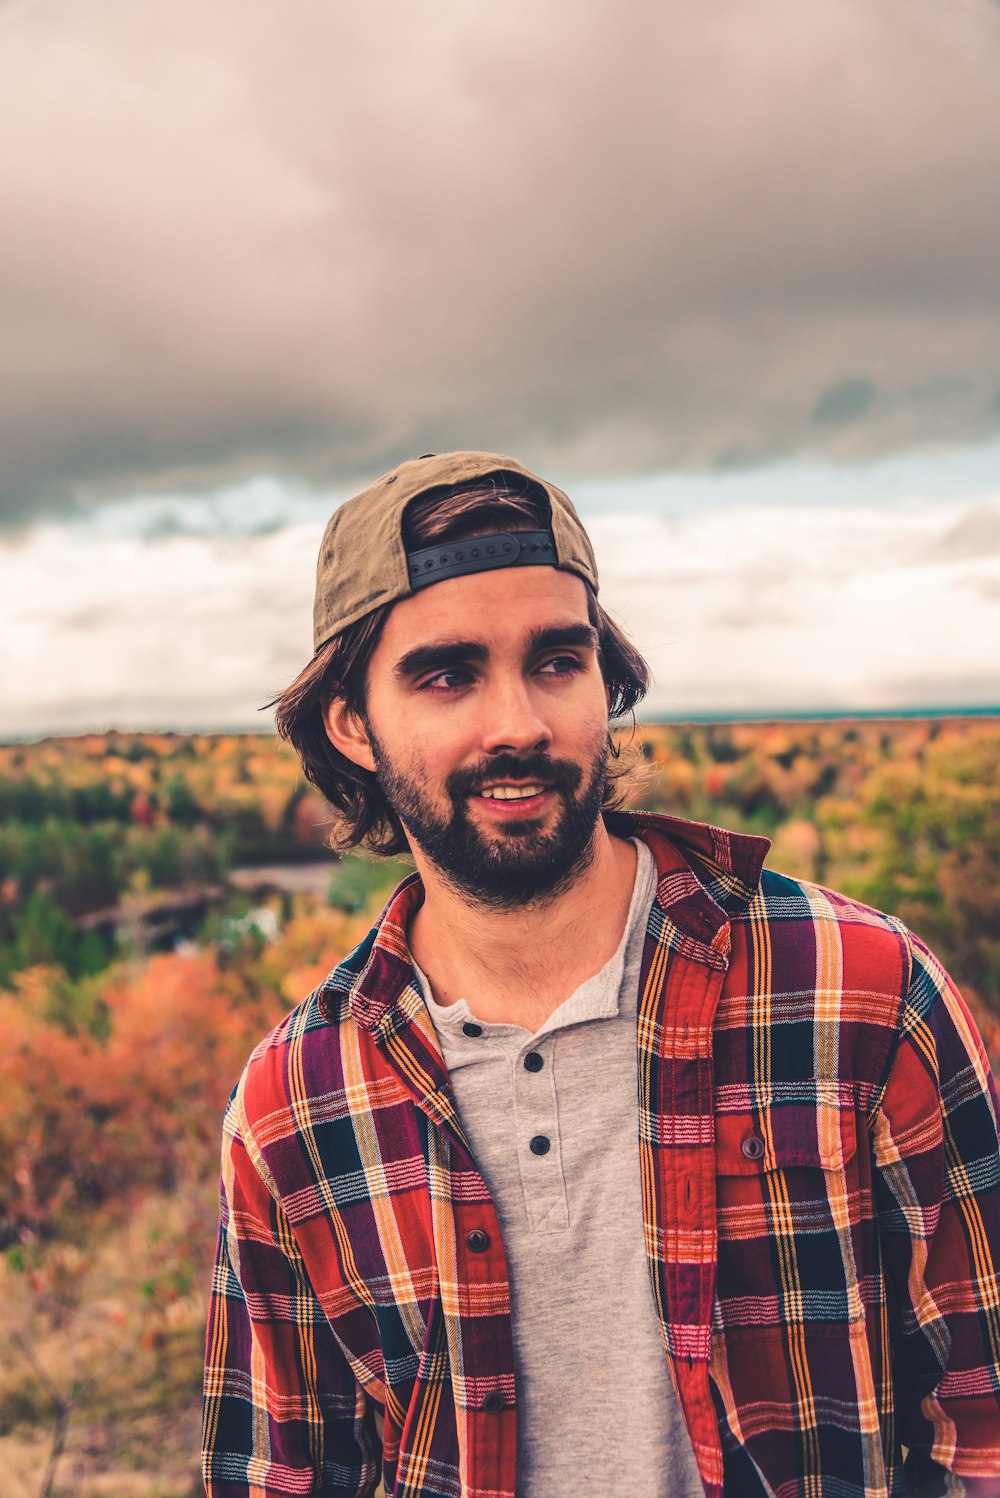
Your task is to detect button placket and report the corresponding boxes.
[513,1040,569,1232]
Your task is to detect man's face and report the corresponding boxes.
[336,566,611,909]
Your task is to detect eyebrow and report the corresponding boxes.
[526,622,598,656]
[392,621,599,682]
[393,640,489,681]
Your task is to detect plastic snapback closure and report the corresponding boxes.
[406,530,558,591]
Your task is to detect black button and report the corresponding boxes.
[523,1052,544,1072]
[741,1134,765,1161]
[466,1229,490,1253]
[529,1134,550,1156]
[462,1022,483,1038]
[482,1391,504,1413]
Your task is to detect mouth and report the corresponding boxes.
[473,781,554,818]
[477,782,548,802]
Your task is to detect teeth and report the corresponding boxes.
[480,784,544,801]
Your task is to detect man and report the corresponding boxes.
[203,451,1000,1497]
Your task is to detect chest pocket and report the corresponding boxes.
[716,1105,858,1176]
[714,1105,863,1334]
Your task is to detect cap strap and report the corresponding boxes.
[406,530,558,591]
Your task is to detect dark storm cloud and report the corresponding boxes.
[2,0,1000,527]
[812,380,877,428]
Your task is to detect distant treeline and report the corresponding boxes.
[1,719,999,1003]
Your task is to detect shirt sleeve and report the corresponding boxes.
[202,1097,382,1498]
[871,929,1000,1486]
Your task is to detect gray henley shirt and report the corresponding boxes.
[413,840,704,1498]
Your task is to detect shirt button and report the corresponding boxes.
[482,1391,504,1413]
[462,1022,483,1038]
[741,1134,765,1161]
[523,1051,544,1072]
[529,1134,551,1156]
[466,1229,490,1253]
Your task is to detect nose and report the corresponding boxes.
[478,672,552,757]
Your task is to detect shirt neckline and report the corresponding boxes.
[413,840,657,1041]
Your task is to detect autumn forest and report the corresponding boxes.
[1,718,998,1496]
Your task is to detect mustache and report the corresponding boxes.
[446,752,583,799]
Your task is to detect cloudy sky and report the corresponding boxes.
[3,0,1000,735]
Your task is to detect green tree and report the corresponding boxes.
[854,732,1000,1005]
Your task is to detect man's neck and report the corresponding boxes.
[407,825,639,1031]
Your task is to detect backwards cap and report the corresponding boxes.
[312,451,598,651]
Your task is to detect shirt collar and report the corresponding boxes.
[611,809,769,956]
[611,809,769,914]
[323,812,769,1037]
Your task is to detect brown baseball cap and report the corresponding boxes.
[312,451,599,651]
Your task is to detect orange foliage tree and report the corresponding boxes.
[0,906,369,1247]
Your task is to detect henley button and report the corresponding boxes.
[523,1051,544,1072]
[482,1391,504,1413]
[466,1229,490,1253]
[529,1134,551,1156]
[462,1022,483,1038]
[741,1134,765,1161]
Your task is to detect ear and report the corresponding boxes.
[324,697,378,774]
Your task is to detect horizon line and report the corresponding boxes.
[3,702,1000,748]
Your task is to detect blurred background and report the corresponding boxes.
[2,1,999,1493]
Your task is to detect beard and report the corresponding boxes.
[365,729,609,910]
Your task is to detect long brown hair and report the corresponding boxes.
[273,476,651,854]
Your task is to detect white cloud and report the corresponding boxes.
[590,497,1000,714]
[3,492,999,736]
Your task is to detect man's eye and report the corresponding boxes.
[538,655,582,676]
[419,669,472,692]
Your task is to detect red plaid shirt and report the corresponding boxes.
[203,812,1000,1496]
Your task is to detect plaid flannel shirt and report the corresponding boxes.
[203,811,1000,1497]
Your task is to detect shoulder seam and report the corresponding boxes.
[866,916,916,1125]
